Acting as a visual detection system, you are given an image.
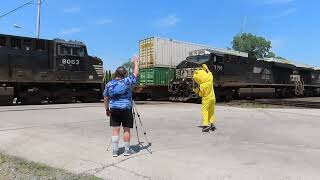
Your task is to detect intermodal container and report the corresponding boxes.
[139,37,248,68]
[138,67,175,86]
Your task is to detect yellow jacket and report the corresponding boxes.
[193,64,215,100]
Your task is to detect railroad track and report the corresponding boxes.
[255,99,320,109]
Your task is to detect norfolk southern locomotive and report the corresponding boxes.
[169,49,320,102]
[0,34,103,105]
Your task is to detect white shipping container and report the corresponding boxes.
[139,37,248,68]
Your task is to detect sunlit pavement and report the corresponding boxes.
[0,102,319,180]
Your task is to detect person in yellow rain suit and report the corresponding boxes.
[193,64,216,132]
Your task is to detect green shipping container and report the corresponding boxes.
[138,67,175,86]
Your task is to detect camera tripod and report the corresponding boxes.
[106,100,152,154]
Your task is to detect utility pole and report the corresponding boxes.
[36,0,41,39]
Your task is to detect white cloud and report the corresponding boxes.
[61,27,81,35]
[263,0,295,4]
[63,7,81,13]
[156,14,181,27]
[272,8,296,18]
[96,19,113,25]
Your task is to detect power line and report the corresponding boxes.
[0,0,35,19]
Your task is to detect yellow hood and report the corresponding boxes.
[193,64,212,85]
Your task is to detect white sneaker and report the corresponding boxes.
[113,150,119,157]
[124,149,135,156]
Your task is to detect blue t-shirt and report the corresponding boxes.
[103,74,137,109]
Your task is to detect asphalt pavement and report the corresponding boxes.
[0,102,319,180]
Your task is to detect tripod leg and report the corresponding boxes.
[133,111,142,145]
[135,111,152,153]
[137,114,151,146]
[132,101,152,154]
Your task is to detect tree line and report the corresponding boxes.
[103,58,133,83]
[103,70,112,83]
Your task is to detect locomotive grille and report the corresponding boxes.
[93,65,104,77]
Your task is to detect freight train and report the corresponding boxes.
[134,37,248,100]
[169,49,320,102]
[0,34,104,105]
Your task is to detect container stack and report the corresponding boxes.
[136,37,247,99]
[138,37,211,86]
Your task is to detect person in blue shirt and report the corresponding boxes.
[103,56,139,157]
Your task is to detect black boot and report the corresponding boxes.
[210,124,216,131]
[202,126,210,132]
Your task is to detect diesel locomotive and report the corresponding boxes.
[169,49,320,102]
[0,34,104,105]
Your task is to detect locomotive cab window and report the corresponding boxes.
[72,47,85,57]
[59,45,71,55]
[186,55,210,64]
[58,45,85,57]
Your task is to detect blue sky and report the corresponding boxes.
[0,0,319,70]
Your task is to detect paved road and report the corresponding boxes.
[0,102,319,180]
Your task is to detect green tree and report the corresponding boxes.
[266,51,276,58]
[232,33,273,59]
[121,59,134,74]
[108,70,112,80]
[104,69,115,83]
[104,70,109,83]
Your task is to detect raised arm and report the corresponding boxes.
[133,55,139,77]
[202,64,210,73]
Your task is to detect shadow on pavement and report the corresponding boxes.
[117,143,152,155]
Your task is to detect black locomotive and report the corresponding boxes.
[0,34,104,105]
[169,49,320,102]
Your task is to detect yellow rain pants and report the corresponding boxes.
[193,64,216,126]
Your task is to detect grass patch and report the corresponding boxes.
[0,152,102,180]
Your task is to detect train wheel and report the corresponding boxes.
[0,97,14,106]
[275,88,286,98]
[18,88,49,105]
[51,96,74,104]
[19,97,42,105]
[80,96,101,103]
[134,93,147,101]
[50,89,75,104]
[0,87,14,106]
